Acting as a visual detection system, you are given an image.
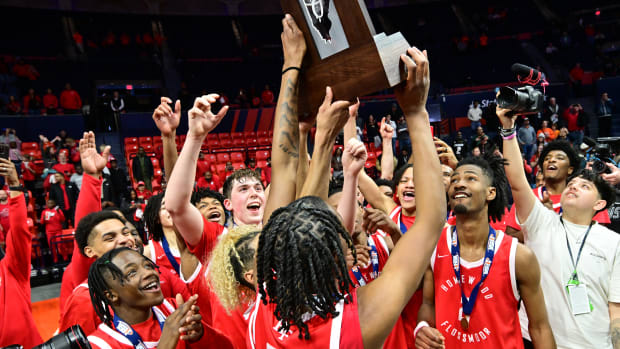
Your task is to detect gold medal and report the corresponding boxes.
[460,317,469,331]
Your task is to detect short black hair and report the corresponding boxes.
[144,193,165,242]
[75,211,126,256]
[392,164,413,191]
[538,140,580,171]
[456,154,509,223]
[223,169,263,200]
[191,188,226,208]
[567,169,616,212]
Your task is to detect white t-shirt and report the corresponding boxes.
[467,106,482,122]
[518,200,620,349]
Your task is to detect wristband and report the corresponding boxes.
[8,185,24,191]
[414,321,429,337]
[502,133,517,140]
[499,126,516,137]
[282,66,301,75]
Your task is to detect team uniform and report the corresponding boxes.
[87,298,232,349]
[147,238,182,276]
[431,225,523,348]
[347,233,408,348]
[248,288,364,349]
[389,206,422,348]
[0,194,43,348]
[60,267,191,335]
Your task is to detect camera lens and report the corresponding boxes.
[592,160,608,175]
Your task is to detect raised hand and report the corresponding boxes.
[415,325,445,349]
[315,86,350,141]
[153,97,181,137]
[434,138,458,169]
[281,14,307,69]
[349,98,360,120]
[602,162,620,186]
[187,94,228,140]
[79,131,110,177]
[0,158,19,186]
[342,138,367,176]
[495,92,518,128]
[394,47,430,117]
[362,207,400,237]
[159,294,199,349]
[380,117,394,139]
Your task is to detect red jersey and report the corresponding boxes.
[431,226,523,348]
[87,298,233,349]
[41,207,65,233]
[60,174,102,313]
[196,176,221,192]
[147,239,182,277]
[389,205,422,348]
[184,263,251,349]
[505,186,610,230]
[195,160,211,181]
[53,163,76,181]
[21,162,36,181]
[248,288,364,349]
[0,194,43,348]
[60,269,191,335]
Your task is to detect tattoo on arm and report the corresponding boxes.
[277,79,299,158]
[612,319,620,349]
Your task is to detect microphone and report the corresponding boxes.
[511,63,543,84]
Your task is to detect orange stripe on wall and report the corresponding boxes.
[230,110,241,134]
[258,107,275,131]
[244,109,259,132]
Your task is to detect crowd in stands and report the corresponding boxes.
[1,9,620,349]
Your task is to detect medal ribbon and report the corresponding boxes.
[351,237,381,287]
[560,217,593,283]
[161,235,181,275]
[113,308,165,349]
[398,210,407,234]
[450,226,497,317]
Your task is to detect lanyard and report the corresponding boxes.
[161,235,180,275]
[450,225,496,316]
[398,210,408,234]
[113,308,165,349]
[560,217,593,283]
[351,236,380,287]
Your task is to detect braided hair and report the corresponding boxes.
[88,247,154,326]
[456,154,509,222]
[256,196,355,340]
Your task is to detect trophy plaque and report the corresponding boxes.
[281,0,411,115]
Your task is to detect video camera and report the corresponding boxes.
[583,137,619,175]
[496,63,545,114]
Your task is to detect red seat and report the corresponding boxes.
[179,135,186,143]
[153,136,162,147]
[257,130,269,138]
[364,160,376,169]
[366,151,377,162]
[26,150,42,160]
[207,139,221,149]
[268,130,274,137]
[125,144,139,155]
[207,133,219,141]
[151,158,160,168]
[258,137,271,146]
[232,138,246,148]
[142,144,153,153]
[230,152,244,163]
[333,145,344,154]
[245,138,258,149]
[220,138,233,149]
[231,132,244,140]
[153,167,163,180]
[204,153,217,165]
[216,153,231,164]
[244,131,257,139]
[21,142,39,151]
[51,234,74,264]
[215,163,227,178]
[124,137,138,146]
[256,150,271,161]
[233,162,246,170]
[139,137,153,147]
[218,133,231,142]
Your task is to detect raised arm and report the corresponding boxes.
[357,47,446,348]
[516,244,556,349]
[338,138,367,234]
[165,95,228,246]
[152,97,181,179]
[295,120,311,199]
[0,159,31,282]
[499,106,537,223]
[299,87,350,200]
[263,14,306,223]
[379,117,395,180]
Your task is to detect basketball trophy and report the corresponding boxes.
[281,0,411,115]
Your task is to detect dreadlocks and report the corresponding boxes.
[457,154,509,222]
[88,247,143,327]
[256,196,355,340]
[143,193,165,241]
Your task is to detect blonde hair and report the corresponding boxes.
[208,224,260,313]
